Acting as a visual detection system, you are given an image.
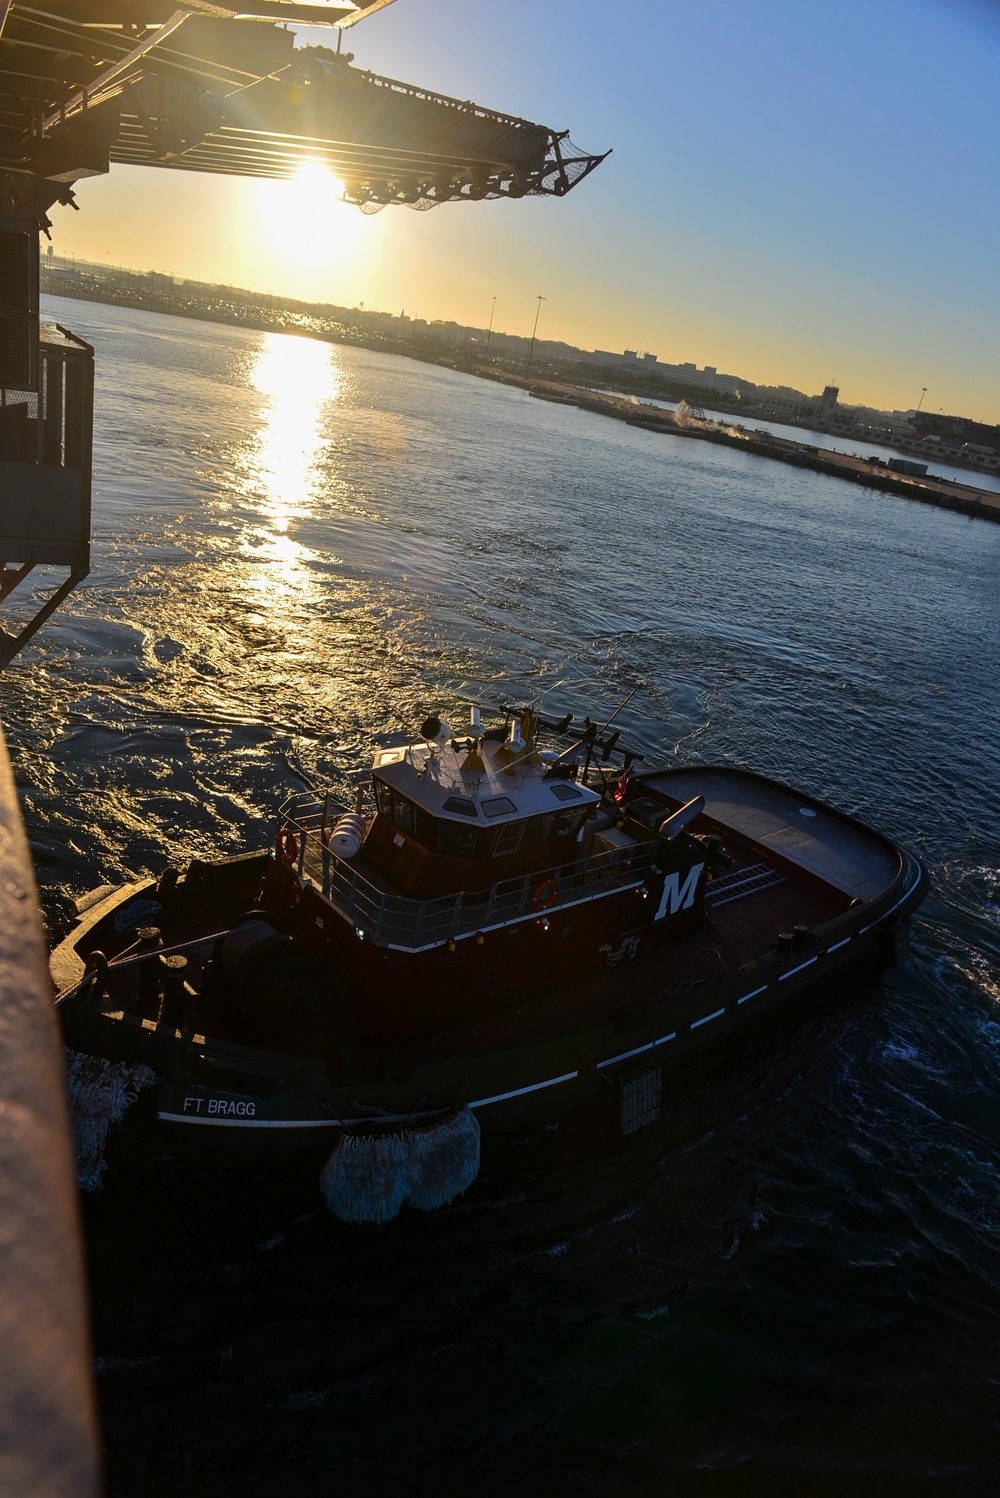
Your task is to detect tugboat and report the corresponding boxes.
[52,703,928,1222]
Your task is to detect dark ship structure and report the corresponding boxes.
[53,702,927,1224]
[0,5,607,1490]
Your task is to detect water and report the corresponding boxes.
[7,296,1000,1493]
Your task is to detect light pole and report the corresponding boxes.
[525,294,545,374]
[916,386,928,414]
[484,295,497,357]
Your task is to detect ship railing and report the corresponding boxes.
[277,792,654,949]
[1,323,94,668]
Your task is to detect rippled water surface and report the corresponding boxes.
[7,297,1000,1494]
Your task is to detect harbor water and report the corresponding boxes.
[6,296,1000,1495]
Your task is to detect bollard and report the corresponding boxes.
[156,954,188,1029]
[135,929,163,1018]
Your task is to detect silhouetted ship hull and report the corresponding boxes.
[53,706,927,1221]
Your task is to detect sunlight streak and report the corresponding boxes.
[236,332,342,603]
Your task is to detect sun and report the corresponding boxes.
[255,162,363,270]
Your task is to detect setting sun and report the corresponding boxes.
[256,162,362,270]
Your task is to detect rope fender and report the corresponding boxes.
[64,1049,158,1191]
[319,1106,481,1224]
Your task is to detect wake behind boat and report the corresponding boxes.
[52,702,928,1222]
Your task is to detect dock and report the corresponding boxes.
[479,371,1000,526]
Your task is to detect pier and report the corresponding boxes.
[492,374,1000,526]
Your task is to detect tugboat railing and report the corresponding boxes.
[278,793,652,949]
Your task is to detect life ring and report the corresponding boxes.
[532,877,557,910]
[276,826,298,864]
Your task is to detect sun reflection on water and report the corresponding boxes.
[237,332,342,601]
[251,332,340,522]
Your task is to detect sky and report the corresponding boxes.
[49,0,1000,420]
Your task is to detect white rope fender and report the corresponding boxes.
[63,1049,157,1191]
[319,1106,481,1224]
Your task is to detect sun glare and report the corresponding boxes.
[256,163,361,270]
[250,331,340,523]
[230,331,342,605]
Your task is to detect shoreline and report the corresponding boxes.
[42,281,1000,529]
[507,373,1000,526]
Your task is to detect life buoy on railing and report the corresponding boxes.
[532,877,558,910]
[276,826,298,865]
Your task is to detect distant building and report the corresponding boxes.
[589,348,749,397]
[819,385,839,422]
[655,360,750,398]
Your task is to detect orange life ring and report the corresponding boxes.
[532,877,557,910]
[276,826,298,864]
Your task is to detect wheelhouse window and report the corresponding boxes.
[521,814,553,848]
[374,781,431,846]
[437,820,479,858]
[495,809,587,853]
[375,779,393,816]
[491,820,523,856]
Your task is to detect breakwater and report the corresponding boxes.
[491,372,1000,527]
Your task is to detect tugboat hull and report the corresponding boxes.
[52,762,928,1216]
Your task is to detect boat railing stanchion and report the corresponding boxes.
[518,875,531,916]
[298,826,307,880]
[374,894,387,942]
[451,891,463,937]
[485,881,498,923]
[321,791,331,898]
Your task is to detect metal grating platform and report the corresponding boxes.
[705,863,786,909]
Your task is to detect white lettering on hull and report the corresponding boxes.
[181,1095,256,1117]
[654,862,704,922]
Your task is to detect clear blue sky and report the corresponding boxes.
[53,0,1000,419]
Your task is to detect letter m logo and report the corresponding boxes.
[654,862,705,922]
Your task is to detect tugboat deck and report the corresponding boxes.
[643,769,900,902]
